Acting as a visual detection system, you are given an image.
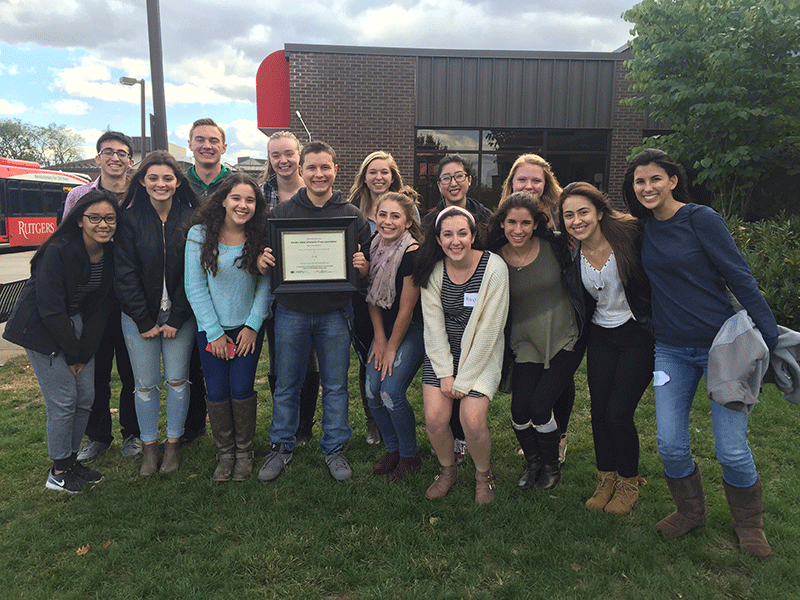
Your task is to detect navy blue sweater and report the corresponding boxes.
[641,204,778,349]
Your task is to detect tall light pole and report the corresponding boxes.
[119,77,146,161]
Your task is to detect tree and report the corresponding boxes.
[0,119,84,167]
[623,0,800,217]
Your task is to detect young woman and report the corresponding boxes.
[366,188,424,482]
[487,192,587,491]
[4,191,119,492]
[559,182,653,514]
[413,206,509,504]
[260,131,319,446]
[623,148,778,560]
[115,151,198,476]
[347,151,408,445]
[185,173,272,481]
[500,154,573,465]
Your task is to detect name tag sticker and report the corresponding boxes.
[463,292,477,307]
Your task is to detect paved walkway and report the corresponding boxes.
[0,250,34,364]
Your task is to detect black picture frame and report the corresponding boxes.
[268,216,359,294]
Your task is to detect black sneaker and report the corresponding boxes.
[72,462,104,484]
[45,468,86,493]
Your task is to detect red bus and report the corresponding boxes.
[0,157,90,246]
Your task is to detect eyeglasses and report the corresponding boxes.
[83,213,117,224]
[438,172,468,185]
[98,149,131,159]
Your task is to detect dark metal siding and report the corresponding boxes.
[417,56,616,129]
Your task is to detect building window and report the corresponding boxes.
[415,128,610,214]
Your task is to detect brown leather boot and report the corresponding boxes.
[585,470,617,511]
[231,393,257,481]
[139,442,159,477]
[425,464,458,499]
[722,478,771,560]
[388,453,422,483]
[475,469,495,505]
[656,463,706,537]
[206,399,235,481]
[160,440,181,474]
[605,475,639,515]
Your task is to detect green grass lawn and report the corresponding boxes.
[0,351,798,600]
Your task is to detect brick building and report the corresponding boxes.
[256,44,654,212]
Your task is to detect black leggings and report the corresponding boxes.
[586,320,654,477]
[511,348,584,428]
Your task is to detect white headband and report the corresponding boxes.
[435,205,476,228]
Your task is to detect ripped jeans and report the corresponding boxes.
[121,312,196,442]
[654,341,758,487]
[365,321,424,457]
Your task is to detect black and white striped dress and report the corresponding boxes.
[422,251,489,398]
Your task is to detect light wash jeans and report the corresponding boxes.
[270,303,352,454]
[121,311,196,442]
[365,321,424,458]
[654,341,758,488]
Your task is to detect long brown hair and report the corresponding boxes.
[190,173,267,276]
[122,150,198,210]
[559,181,645,285]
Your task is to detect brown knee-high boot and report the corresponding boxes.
[231,393,258,481]
[656,463,706,537]
[206,399,235,481]
[722,477,771,560]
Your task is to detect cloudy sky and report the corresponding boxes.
[0,0,636,162]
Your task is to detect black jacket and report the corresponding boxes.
[3,235,114,364]
[115,199,194,333]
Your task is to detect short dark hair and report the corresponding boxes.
[437,155,474,179]
[96,131,133,156]
[189,118,225,143]
[300,141,337,166]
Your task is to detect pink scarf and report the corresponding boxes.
[367,230,415,309]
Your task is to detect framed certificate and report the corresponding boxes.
[268,216,360,293]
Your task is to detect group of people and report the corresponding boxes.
[4,120,777,560]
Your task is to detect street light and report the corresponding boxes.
[119,76,146,161]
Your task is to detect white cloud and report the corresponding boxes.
[0,99,27,114]
[47,99,91,115]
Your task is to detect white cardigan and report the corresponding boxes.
[421,251,509,399]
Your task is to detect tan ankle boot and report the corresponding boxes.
[160,440,181,474]
[605,475,639,514]
[139,442,159,477]
[426,464,458,499]
[585,470,617,511]
[475,469,495,505]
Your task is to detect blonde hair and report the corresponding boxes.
[260,131,302,183]
[347,151,404,217]
[500,153,562,213]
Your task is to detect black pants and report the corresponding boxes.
[586,320,654,477]
[84,305,138,443]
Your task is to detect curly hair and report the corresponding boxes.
[190,172,267,276]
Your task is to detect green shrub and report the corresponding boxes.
[727,212,800,331]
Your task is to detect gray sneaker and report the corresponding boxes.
[325,449,352,481]
[121,435,143,459]
[76,440,110,463]
[257,444,293,483]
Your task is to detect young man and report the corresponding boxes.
[185,118,231,205]
[64,131,141,461]
[257,141,371,483]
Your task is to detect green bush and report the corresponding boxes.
[727,212,800,331]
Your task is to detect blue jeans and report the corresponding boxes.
[270,304,352,454]
[121,312,196,442]
[365,321,424,457]
[654,341,758,487]
[197,325,266,403]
